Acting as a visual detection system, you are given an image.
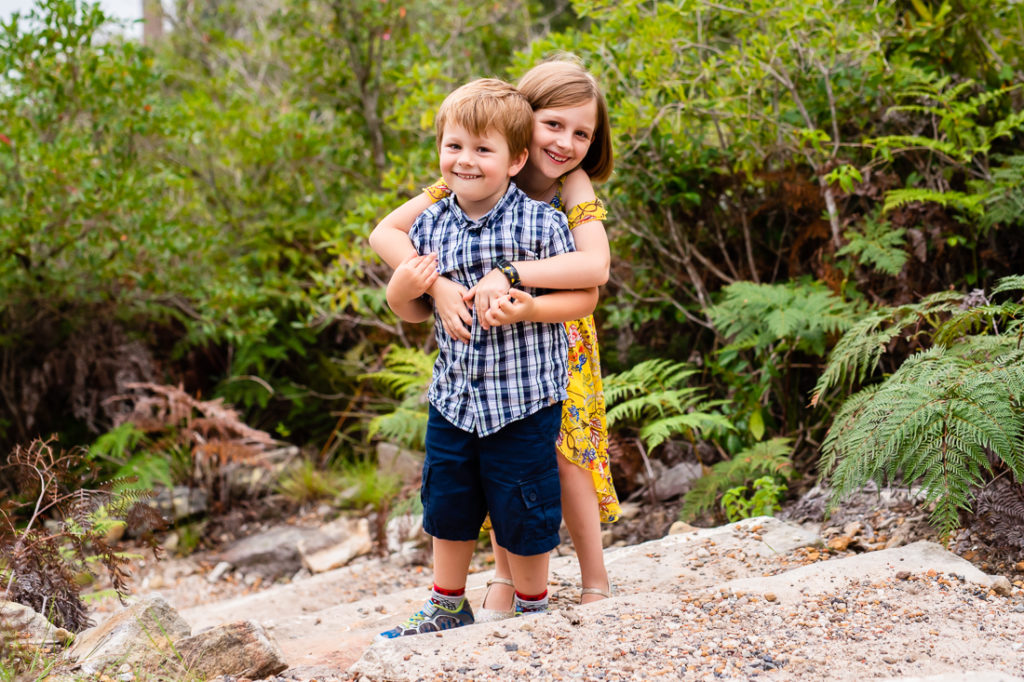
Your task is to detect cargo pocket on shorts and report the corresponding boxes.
[519,471,562,540]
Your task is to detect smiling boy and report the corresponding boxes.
[376,79,585,640]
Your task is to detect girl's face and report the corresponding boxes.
[527,98,598,180]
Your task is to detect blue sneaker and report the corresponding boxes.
[375,597,474,641]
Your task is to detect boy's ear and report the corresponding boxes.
[508,149,529,177]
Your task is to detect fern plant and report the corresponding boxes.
[837,209,909,276]
[680,437,795,521]
[604,359,733,452]
[362,345,435,450]
[818,275,1024,537]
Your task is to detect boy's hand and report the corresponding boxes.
[429,276,473,343]
[482,289,534,327]
[389,252,439,301]
[465,268,511,330]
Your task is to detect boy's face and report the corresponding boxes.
[439,123,528,219]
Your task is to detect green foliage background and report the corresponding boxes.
[3,0,1024,527]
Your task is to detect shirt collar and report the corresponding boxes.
[451,181,520,231]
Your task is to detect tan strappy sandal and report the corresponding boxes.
[476,577,515,623]
[580,584,613,603]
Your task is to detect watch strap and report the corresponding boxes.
[495,258,521,289]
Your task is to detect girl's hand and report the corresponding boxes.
[389,252,439,301]
[464,268,510,330]
[482,289,534,327]
[429,276,473,343]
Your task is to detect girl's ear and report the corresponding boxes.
[508,149,529,177]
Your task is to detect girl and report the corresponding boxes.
[369,56,620,619]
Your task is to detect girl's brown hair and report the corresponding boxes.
[517,56,614,183]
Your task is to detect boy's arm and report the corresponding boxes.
[483,288,598,327]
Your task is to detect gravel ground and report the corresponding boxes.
[350,560,1024,681]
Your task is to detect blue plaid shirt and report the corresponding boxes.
[410,182,574,436]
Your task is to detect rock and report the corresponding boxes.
[618,502,643,521]
[827,536,852,551]
[376,442,423,484]
[224,445,299,498]
[219,525,326,580]
[67,595,190,676]
[208,561,233,583]
[149,486,207,524]
[0,600,74,647]
[385,514,425,554]
[175,620,287,679]
[651,461,703,501]
[299,517,374,573]
[668,521,698,535]
[990,576,1012,596]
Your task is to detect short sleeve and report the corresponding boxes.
[539,208,574,260]
[423,177,451,203]
[566,198,607,230]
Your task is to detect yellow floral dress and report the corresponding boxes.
[424,179,621,524]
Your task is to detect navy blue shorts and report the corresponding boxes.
[421,403,563,557]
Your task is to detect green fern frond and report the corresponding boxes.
[709,280,858,357]
[603,359,699,406]
[821,347,1024,537]
[837,211,908,276]
[362,345,435,449]
[991,275,1024,296]
[814,291,965,396]
[681,437,794,520]
[367,405,428,450]
[604,359,733,452]
[868,134,962,159]
[882,188,985,215]
[639,410,735,451]
[361,346,436,398]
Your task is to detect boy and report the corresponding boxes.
[375,79,594,639]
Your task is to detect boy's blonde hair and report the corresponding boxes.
[517,56,614,183]
[435,79,533,158]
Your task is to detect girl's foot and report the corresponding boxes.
[476,577,515,623]
[580,584,612,604]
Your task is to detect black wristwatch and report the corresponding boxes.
[495,258,521,289]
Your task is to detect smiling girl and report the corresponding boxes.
[369,56,621,619]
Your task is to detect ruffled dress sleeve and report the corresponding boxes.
[423,177,452,203]
[566,198,607,230]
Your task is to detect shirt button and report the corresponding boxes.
[528,492,537,502]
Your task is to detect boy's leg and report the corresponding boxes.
[377,407,484,641]
[506,550,550,596]
[433,537,476,591]
[481,403,564,613]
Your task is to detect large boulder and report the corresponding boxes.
[175,619,288,679]
[0,600,74,648]
[66,595,190,676]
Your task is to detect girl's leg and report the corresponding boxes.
[558,454,610,603]
[483,532,516,610]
